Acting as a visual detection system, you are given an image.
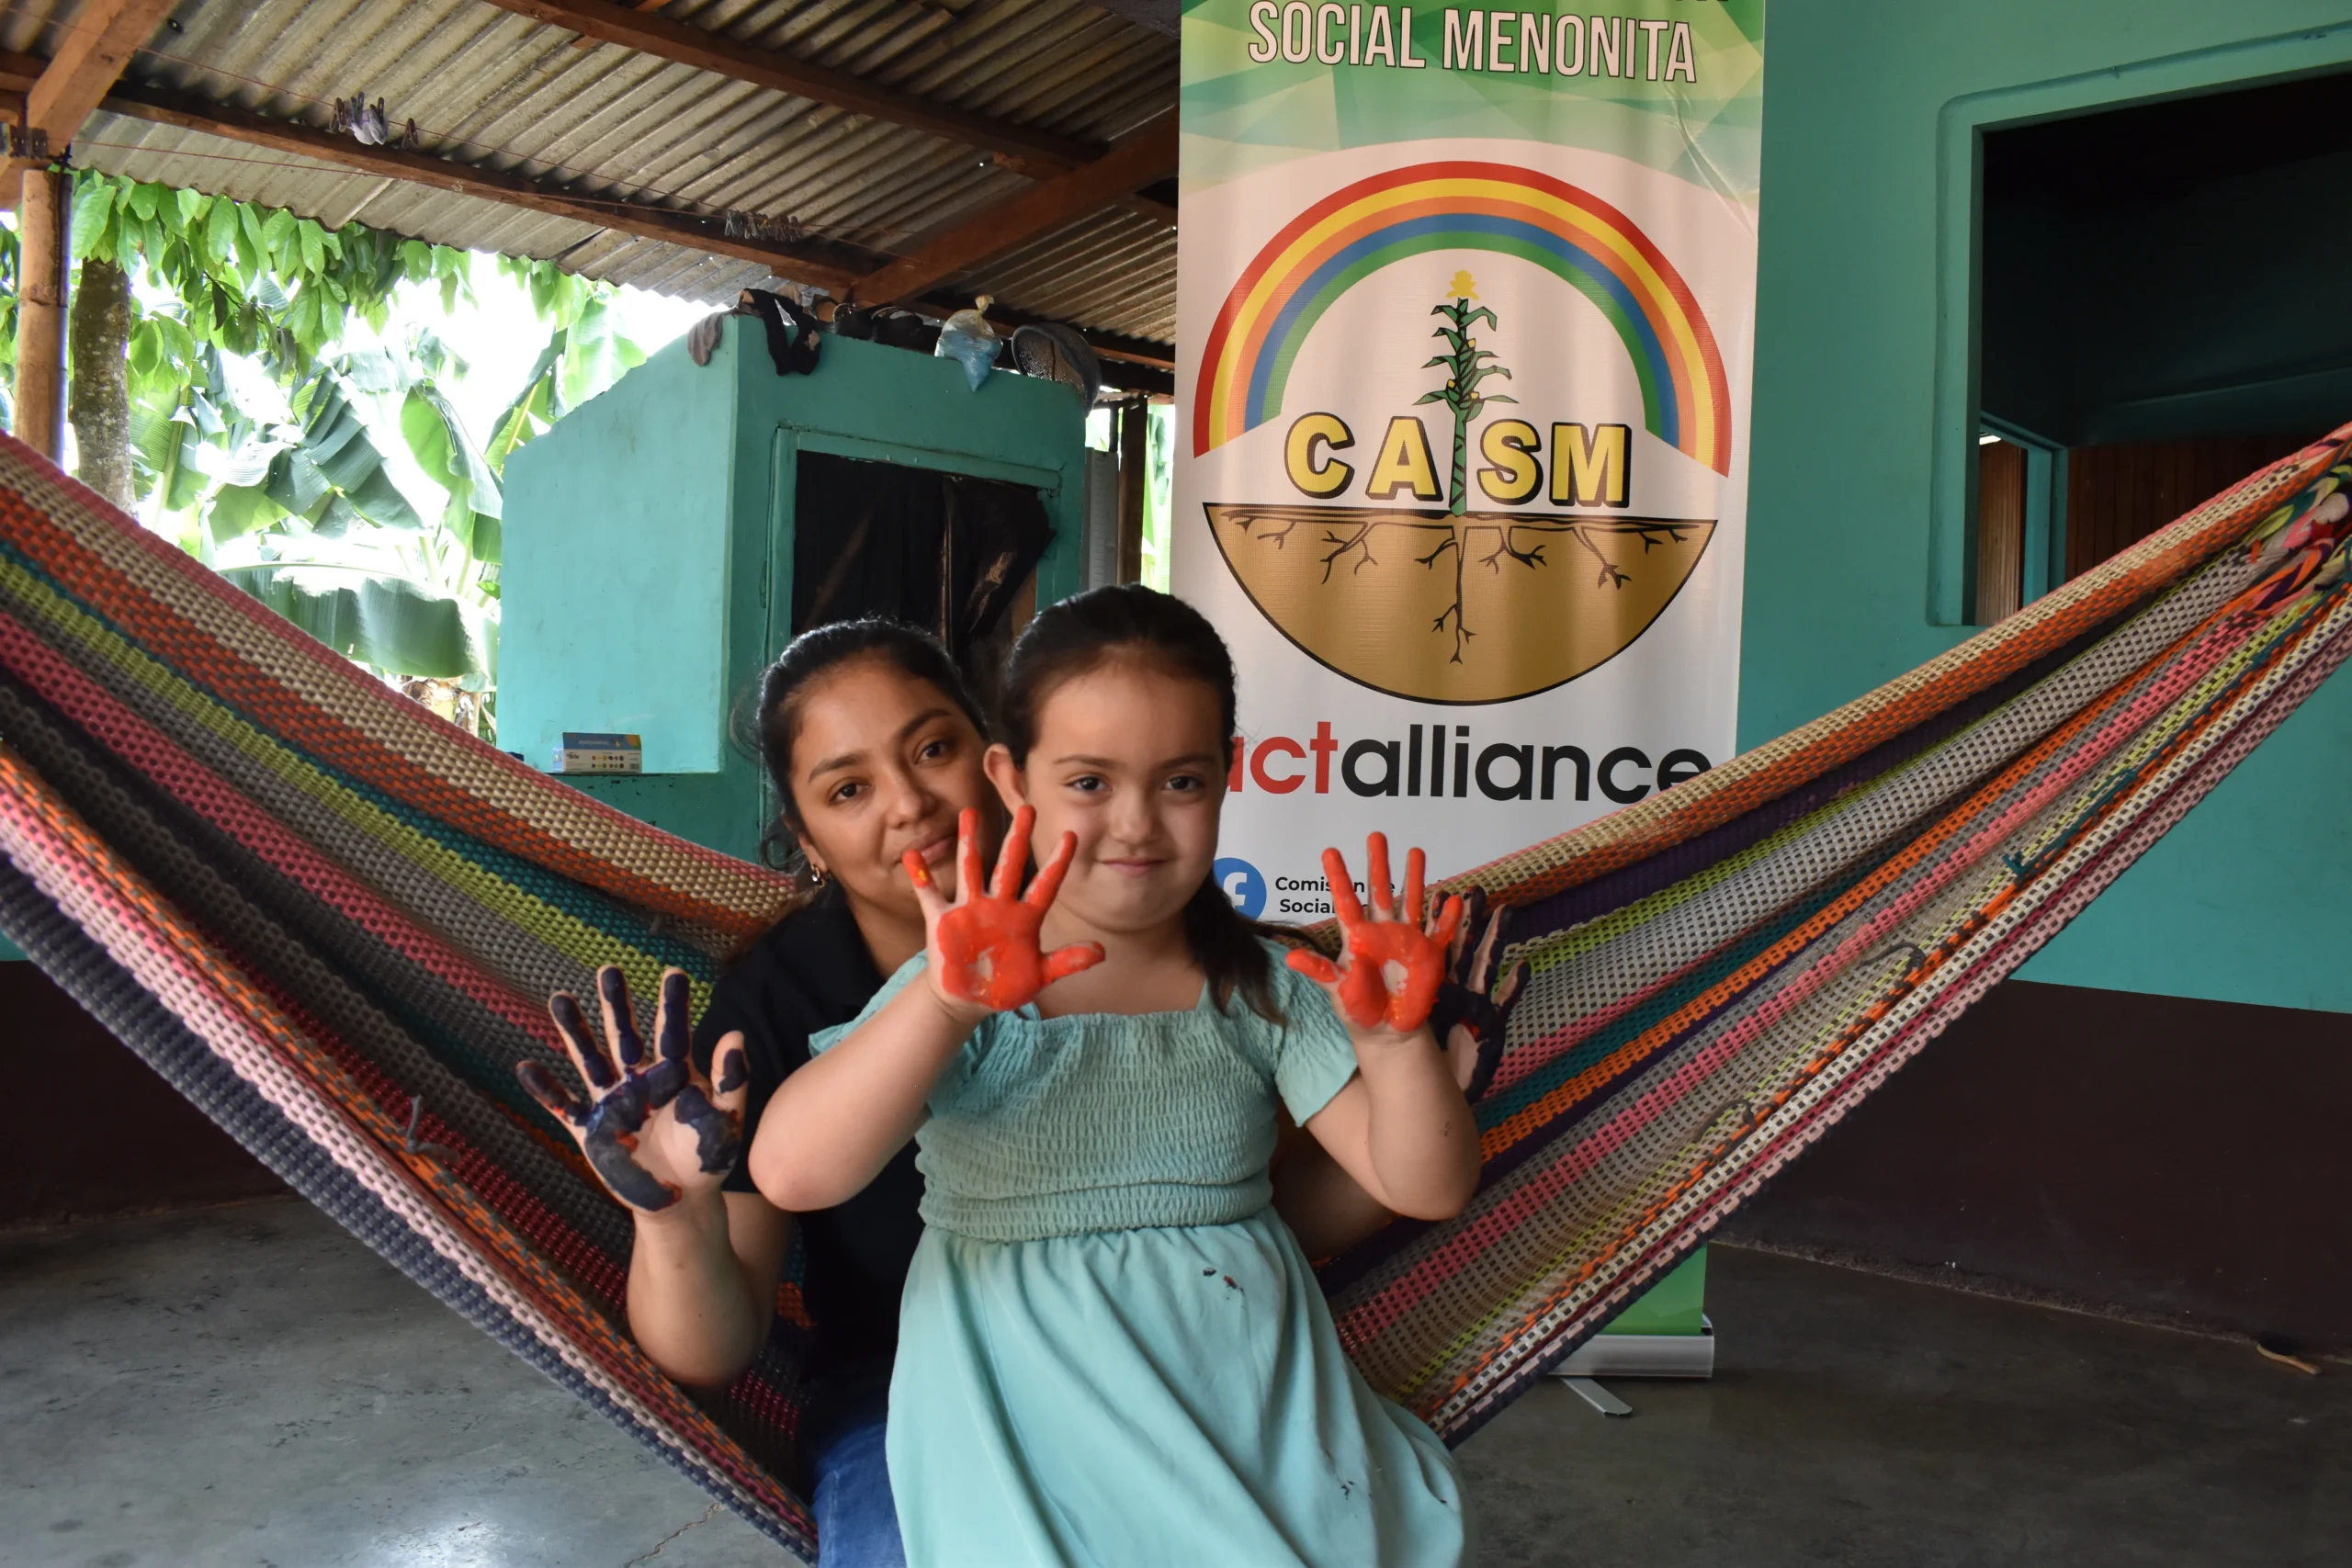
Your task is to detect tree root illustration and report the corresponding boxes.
[1226,505,1698,662]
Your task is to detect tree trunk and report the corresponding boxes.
[68,256,135,509]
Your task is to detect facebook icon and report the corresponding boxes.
[1215,857,1267,919]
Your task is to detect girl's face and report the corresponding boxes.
[786,657,998,920]
[987,657,1227,940]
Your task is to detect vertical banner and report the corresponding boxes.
[1175,2,1764,918]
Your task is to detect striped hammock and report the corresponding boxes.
[3,423,2347,1560]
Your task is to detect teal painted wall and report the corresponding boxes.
[501,321,1090,864]
[503,333,741,774]
[1741,2,2352,1011]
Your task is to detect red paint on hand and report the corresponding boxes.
[1285,832,1462,1032]
[919,806,1103,1012]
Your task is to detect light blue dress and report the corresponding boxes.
[809,942,1472,1568]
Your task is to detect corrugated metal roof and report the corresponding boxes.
[6,0,1176,346]
[980,203,1174,342]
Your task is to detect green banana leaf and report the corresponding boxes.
[289,374,424,530]
[221,563,494,681]
[400,382,503,561]
[556,296,645,413]
[206,481,288,544]
[127,403,209,515]
[485,335,560,473]
[188,426,289,489]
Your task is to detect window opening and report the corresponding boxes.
[1974,69,2352,620]
[790,451,1054,712]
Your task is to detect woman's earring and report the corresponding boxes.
[803,860,829,889]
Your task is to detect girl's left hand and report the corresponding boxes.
[906,805,1105,1013]
[1287,832,1463,1033]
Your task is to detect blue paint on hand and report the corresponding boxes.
[714,1043,748,1095]
[552,992,618,1089]
[671,1083,742,1176]
[601,966,645,1068]
[514,964,748,1213]
[515,1060,586,1128]
[657,970,694,1064]
[578,1075,677,1211]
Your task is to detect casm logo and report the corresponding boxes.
[1194,162,1726,705]
[1214,856,1268,919]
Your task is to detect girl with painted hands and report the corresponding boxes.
[517,619,1004,1568]
[749,586,1480,1568]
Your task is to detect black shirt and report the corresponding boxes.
[691,883,925,1442]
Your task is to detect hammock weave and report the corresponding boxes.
[3,423,2347,1560]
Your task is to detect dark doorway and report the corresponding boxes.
[789,452,1055,713]
[1973,70,2352,618]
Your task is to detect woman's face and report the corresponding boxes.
[786,657,998,919]
[987,657,1227,940]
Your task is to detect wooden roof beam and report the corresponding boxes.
[0,49,872,290]
[28,0,178,139]
[851,113,1176,307]
[3,0,180,204]
[0,51,1175,377]
[478,0,1099,175]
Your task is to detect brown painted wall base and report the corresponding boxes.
[1724,978,2352,1350]
[3,961,283,1225]
[11,957,2346,1350]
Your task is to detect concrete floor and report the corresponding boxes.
[2,1200,2343,1568]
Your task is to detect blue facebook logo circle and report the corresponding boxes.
[1215,857,1267,919]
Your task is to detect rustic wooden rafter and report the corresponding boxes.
[853,114,1176,306]
[478,0,1099,174]
[2,0,179,202]
[0,41,1178,382]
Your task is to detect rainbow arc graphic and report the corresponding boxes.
[1193,162,1733,476]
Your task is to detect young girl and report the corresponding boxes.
[749,585,1480,1565]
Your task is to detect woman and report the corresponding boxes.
[522,618,996,1568]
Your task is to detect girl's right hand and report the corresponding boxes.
[1287,832,1464,1035]
[905,805,1104,1015]
[515,966,750,1215]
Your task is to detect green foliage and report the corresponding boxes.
[71,172,432,375]
[220,563,495,682]
[0,220,19,427]
[54,172,645,708]
[401,382,502,562]
[490,254,645,454]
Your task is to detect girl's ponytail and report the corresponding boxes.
[1182,876,1284,1023]
[997,584,1286,1021]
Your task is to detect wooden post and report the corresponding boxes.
[1117,398,1148,584]
[13,165,67,459]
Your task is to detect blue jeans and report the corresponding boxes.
[811,1409,906,1568]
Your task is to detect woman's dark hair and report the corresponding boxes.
[751,617,989,878]
[997,584,1288,1021]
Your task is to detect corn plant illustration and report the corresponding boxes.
[1413,276,1521,656]
[1422,275,1516,516]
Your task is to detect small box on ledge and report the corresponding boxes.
[551,732,643,774]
